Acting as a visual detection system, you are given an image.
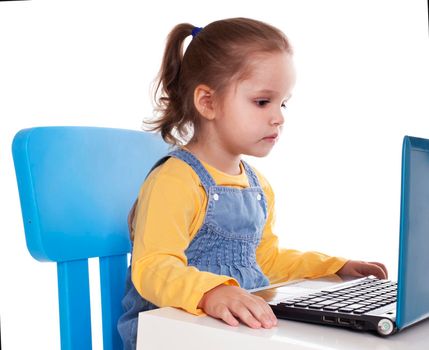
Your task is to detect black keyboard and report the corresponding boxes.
[279,278,397,315]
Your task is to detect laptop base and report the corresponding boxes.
[270,304,397,336]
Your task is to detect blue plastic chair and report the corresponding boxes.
[12,126,168,350]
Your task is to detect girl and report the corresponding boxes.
[118,17,387,349]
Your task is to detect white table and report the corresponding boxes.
[137,307,429,350]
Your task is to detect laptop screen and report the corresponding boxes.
[397,136,429,328]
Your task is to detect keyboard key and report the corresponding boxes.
[347,298,362,303]
[330,303,348,308]
[292,298,305,302]
[322,303,347,310]
[309,297,326,303]
[338,307,354,313]
[323,306,340,311]
[346,303,366,310]
[294,302,310,308]
[319,300,338,306]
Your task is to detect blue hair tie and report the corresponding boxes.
[191,27,203,38]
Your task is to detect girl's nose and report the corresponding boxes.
[271,110,285,126]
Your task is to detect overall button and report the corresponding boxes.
[256,194,262,200]
[213,193,219,201]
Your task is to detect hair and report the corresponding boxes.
[145,17,293,146]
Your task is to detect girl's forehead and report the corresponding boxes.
[238,52,296,93]
[248,52,294,75]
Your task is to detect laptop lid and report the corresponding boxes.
[397,136,429,329]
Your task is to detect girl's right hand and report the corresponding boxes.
[197,284,278,329]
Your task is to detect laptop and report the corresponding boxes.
[251,135,429,336]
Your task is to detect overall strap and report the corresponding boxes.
[168,149,216,193]
[129,148,218,237]
[147,149,261,191]
[145,155,171,179]
[127,154,172,234]
[241,160,262,188]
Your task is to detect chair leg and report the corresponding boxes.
[57,260,92,350]
[99,254,128,350]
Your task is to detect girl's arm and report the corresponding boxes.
[255,175,387,282]
[131,166,238,315]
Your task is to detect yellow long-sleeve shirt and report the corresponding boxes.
[130,155,347,315]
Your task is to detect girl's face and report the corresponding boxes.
[212,51,296,158]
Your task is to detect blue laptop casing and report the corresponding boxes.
[397,136,429,329]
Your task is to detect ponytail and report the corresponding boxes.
[146,23,195,146]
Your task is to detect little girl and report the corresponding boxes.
[118,17,387,349]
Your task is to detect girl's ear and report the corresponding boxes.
[194,84,216,121]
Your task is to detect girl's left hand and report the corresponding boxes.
[337,260,388,280]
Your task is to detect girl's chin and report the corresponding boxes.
[246,146,275,158]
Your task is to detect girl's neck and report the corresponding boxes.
[185,142,242,176]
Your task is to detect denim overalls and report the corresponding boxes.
[118,149,270,349]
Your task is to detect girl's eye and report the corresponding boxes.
[255,99,269,107]
[281,103,287,109]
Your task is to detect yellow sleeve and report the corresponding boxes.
[255,173,348,284]
[131,161,238,315]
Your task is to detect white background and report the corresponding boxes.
[1,0,428,349]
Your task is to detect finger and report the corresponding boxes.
[265,304,278,326]
[369,262,388,279]
[230,303,262,329]
[368,263,387,279]
[361,263,386,279]
[244,296,276,328]
[215,303,240,327]
[255,296,278,327]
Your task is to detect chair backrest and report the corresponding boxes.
[12,126,169,350]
